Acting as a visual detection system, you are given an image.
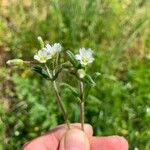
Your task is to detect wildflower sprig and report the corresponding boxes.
[33,37,70,129]
[7,36,100,132]
[66,48,100,130]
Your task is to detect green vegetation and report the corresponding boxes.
[0,0,150,149]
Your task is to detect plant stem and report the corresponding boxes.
[53,81,70,129]
[45,64,52,79]
[80,101,84,131]
[80,81,84,131]
[45,64,70,129]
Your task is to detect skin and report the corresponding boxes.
[23,123,128,150]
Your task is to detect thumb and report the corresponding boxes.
[59,128,90,150]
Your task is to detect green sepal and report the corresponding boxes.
[66,50,81,68]
[32,65,50,80]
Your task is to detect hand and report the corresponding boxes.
[23,123,128,150]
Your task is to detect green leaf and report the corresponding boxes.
[32,65,50,80]
[83,84,92,100]
[91,72,101,81]
[66,50,81,68]
[82,73,100,100]
[60,83,79,97]
[82,75,95,86]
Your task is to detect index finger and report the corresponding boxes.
[91,136,128,150]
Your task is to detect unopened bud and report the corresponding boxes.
[6,59,24,66]
[37,36,44,48]
[78,69,86,78]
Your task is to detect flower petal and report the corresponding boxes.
[45,44,52,51]
[76,54,82,60]
[88,57,94,63]
[34,54,39,60]
[53,43,62,52]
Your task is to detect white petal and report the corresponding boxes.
[34,54,39,60]
[88,57,94,63]
[53,43,62,52]
[76,54,82,60]
[38,50,45,55]
[45,44,52,50]
[87,48,93,55]
[79,48,86,56]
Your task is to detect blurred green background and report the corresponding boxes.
[0,0,150,149]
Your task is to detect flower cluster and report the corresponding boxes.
[34,44,94,66]
[34,43,62,63]
[7,36,99,131]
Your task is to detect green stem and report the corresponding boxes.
[45,64,70,129]
[45,64,52,79]
[80,101,84,131]
[53,80,70,129]
[80,81,84,131]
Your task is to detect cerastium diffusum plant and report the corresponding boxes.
[66,48,100,131]
[7,36,100,131]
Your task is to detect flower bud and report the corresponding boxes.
[6,59,24,66]
[77,69,86,78]
[37,36,44,48]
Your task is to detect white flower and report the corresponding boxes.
[43,44,53,59]
[44,43,62,58]
[34,50,49,63]
[34,43,62,63]
[53,43,62,53]
[76,48,94,66]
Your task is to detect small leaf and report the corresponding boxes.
[60,83,79,97]
[66,50,81,68]
[83,73,100,100]
[32,65,50,79]
[61,62,72,69]
[76,97,81,103]
[91,72,101,81]
[82,75,95,86]
[83,84,91,100]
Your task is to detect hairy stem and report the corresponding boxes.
[45,64,70,129]
[80,81,84,131]
[53,81,70,129]
[80,101,84,131]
